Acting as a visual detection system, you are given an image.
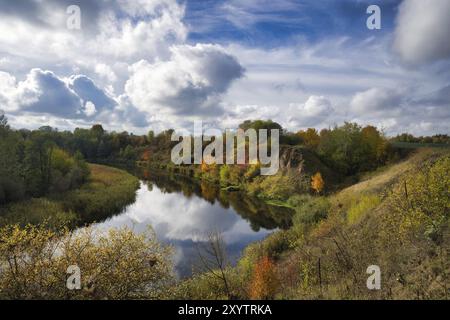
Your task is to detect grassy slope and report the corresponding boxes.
[279,148,450,299]
[338,148,445,197]
[173,148,449,299]
[0,164,139,228]
[330,148,449,217]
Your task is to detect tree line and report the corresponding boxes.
[2,110,447,205]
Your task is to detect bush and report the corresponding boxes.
[386,155,450,242]
[168,268,242,299]
[289,195,330,225]
[0,225,174,299]
[0,199,77,229]
[52,148,75,176]
[249,256,279,299]
[50,148,90,193]
[244,163,261,181]
[219,165,230,185]
[248,172,309,201]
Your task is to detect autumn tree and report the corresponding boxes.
[249,256,279,299]
[311,172,325,194]
[298,128,321,150]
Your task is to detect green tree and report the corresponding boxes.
[0,114,25,204]
[317,122,386,175]
[91,124,105,138]
[23,133,55,196]
[148,130,155,143]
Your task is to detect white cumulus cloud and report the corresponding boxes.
[288,96,334,127]
[350,87,405,115]
[394,0,450,65]
[125,44,244,117]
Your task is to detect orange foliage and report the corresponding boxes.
[249,256,279,300]
[201,155,217,172]
[140,149,151,161]
[311,172,325,194]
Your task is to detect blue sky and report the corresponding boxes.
[0,0,449,135]
[185,0,399,45]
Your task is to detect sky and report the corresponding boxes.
[0,0,449,136]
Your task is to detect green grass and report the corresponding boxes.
[264,199,295,209]
[0,164,139,228]
[346,194,380,225]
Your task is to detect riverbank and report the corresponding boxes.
[0,164,140,228]
[169,149,449,299]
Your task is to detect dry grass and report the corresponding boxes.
[88,164,131,186]
[336,148,448,200]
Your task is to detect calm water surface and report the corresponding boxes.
[94,172,293,277]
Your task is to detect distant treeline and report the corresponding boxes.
[1,111,448,205]
[391,133,450,145]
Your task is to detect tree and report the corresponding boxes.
[196,232,233,299]
[361,125,387,166]
[311,172,324,194]
[298,128,320,150]
[91,124,105,138]
[148,130,155,143]
[121,145,137,161]
[0,116,25,204]
[249,256,279,299]
[23,133,55,196]
[219,165,231,185]
[0,110,8,130]
[317,122,374,175]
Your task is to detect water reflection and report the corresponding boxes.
[95,171,293,277]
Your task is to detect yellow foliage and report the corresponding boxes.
[311,172,325,194]
[201,155,217,173]
[298,128,320,149]
[385,155,450,240]
[0,225,174,299]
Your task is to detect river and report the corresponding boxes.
[94,171,294,277]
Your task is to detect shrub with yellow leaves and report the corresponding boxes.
[0,225,174,299]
